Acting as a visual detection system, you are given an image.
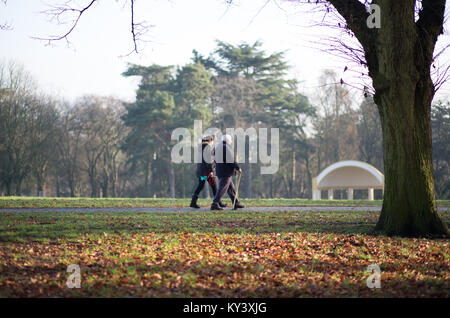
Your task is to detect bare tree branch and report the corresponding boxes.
[131,0,138,53]
[276,1,376,93]
[26,0,449,93]
[124,0,152,56]
[325,0,378,70]
[243,0,271,30]
[31,0,97,46]
[32,0,152,54]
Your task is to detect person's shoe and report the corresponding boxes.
[233,202,245,210]
[210,204,223,211]
[190,196,200,209]
[219,201,227,208]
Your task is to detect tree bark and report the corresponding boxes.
[372,1,448,236]
[374,65,448,236]
[327,0,449,237]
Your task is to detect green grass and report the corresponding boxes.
[0,209,384,242]
[0,209,448,242]
[1,196,449,208]
[0,209,448,297]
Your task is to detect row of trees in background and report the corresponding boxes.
[1,42,449,199]
[0,64,130,197]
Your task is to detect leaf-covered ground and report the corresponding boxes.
[0,209,448,297]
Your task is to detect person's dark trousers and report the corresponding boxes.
[193,177,217,198]
[212,176,238,206]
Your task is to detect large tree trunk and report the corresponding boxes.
[327,0,449,236]
[370,1,448,237]
[328,0,449,236]
[374,73,448,236]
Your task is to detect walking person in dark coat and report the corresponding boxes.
[190,135,227,209]
[211,134,245,210]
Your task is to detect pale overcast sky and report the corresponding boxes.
[1,0,449,103]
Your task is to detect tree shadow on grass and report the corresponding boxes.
[0,210,449,242]
[0,220,378,242]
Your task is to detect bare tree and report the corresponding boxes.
[313,69,359,170]
[0,61,61,196]
[97,97,128,197]
[0,62,38,195]
[230,0,450,236]
[33,0,151,55]
[302,0,449,236]
[55,102,85,197]
[29,96,60,196]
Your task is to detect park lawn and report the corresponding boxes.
[0,209,448,298]
[2,196,450,209]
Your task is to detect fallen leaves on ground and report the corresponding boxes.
[0,231,448,297]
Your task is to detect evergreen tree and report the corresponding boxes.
[121,63,213,198]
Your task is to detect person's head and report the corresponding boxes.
[202,135,215,145]
[222,134,232,145]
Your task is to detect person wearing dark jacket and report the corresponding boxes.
[190,136,227,209]
[211,134,245,210]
